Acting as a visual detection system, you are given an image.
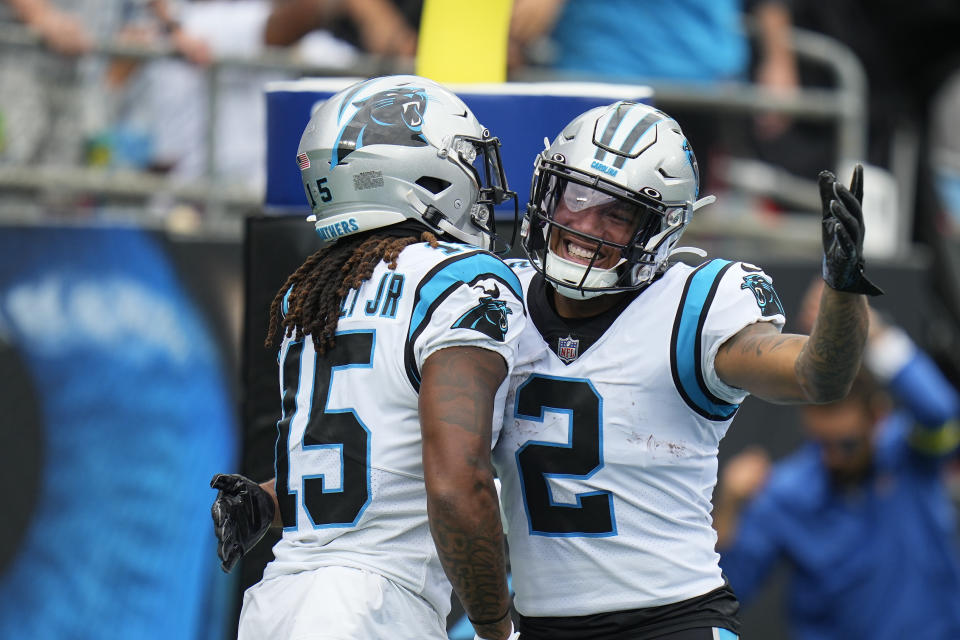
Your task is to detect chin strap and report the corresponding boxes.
[646,195,715,258]
[665,196,714,259]
[693,194,716,211]
[669,246,707,258]
[402,189,474,245]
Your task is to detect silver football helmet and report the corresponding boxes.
[297,75,515,251]
[521,101,715,299]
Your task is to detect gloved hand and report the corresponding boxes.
[818,164,883,296]
[210,473,275,573]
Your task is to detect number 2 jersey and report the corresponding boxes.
[493,258,786,618]
[262,241,526,619]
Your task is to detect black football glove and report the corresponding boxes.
[818,164,883,296]
[210,473,275,573]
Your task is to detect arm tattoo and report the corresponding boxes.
[421,347,511,633]
[796,291,868,401]
[733,330,804,359]
[428,348,505,435]
[428,485,510,633]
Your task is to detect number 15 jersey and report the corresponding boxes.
[493,259,785,617]
[263,241,525,619]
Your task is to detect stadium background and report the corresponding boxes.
[1,1,959,638]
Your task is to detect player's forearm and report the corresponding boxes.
[427,478,511,637]
[419,346,511,637]
[8,0,54,24]
[796,287,868,403]
[263,0,338,46]
[754,1,794,68]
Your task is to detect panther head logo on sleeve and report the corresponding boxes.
[451,282,512,342]
[741,273,785,317]
[332,88,429,167]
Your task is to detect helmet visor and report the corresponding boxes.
[540,171,664,271]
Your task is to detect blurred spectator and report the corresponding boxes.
[123,0,416,192]
[128,0,290,188]
[508,0,798,188]
[713,282,960,640]
[0,0,212,168]
[3,0,93,55]
[125,0,360,195]
[264,0,419,57]
[3,0,210,60]
[510,0,792,86]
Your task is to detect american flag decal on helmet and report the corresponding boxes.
[296,153,310,170]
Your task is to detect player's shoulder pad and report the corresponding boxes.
[414,247,524,309]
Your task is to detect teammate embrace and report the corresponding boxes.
[211,75,880,640]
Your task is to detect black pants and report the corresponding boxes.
[517,584,741,640]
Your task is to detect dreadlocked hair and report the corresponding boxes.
[265,229,439,355]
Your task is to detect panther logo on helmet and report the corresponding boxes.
[332,88,429,167]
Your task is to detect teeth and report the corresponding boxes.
[566,242,596,259]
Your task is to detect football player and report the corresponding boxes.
[210,75,524,640]
[493,101,881,639]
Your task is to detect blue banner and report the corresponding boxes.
[265,79,652,215]
[0,226,238,640]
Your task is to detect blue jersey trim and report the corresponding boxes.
[404,250,523,391]
[670,259,739,421]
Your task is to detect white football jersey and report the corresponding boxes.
[262,241,525,619]
[494,258,785,617]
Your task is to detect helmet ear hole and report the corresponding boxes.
[415,176,452,194]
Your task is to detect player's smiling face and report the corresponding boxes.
[549,184,641,270]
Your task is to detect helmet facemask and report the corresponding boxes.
[444,131,518,253]
[523,154,691,299]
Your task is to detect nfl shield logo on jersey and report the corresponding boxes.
[557,335,580,363]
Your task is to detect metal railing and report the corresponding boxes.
[0,22,868,249]
[513,26,868,214]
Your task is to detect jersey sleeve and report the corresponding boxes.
[866,327,960,460]
[701,261,786,404]
[404,251,526,392]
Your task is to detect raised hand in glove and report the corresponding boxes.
[818,164,883,296]
[210,473,276,573]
